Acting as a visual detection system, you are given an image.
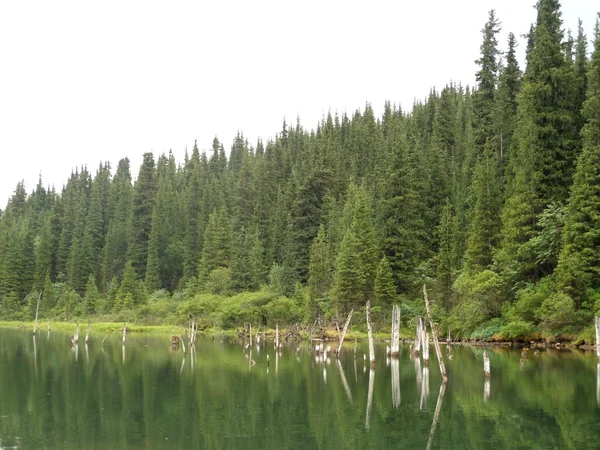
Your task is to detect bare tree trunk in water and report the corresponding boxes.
[391,305,400,357]
[365,367,375,431]
[337,309,353,355]
[366,301,375,366]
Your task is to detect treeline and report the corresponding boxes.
[1,2,599,339]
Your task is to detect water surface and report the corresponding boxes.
[0,328,598,449]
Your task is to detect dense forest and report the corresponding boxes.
[1,2,599,341]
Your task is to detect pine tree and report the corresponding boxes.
[198,208,231,284]
[308,225,333,316]
[128,152,157,278]
[332,186,378,312]
[495,32,521,168]
[374,256,396,308]
[498,0,576,286]
[83,273,100,314]
[555,15,600,306]
[102,159,133,288]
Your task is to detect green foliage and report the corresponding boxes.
[205,268,232,295]
[374,256,396,308]
[450,270,503,336]
[0,8,597,338]
[83,273,100,315]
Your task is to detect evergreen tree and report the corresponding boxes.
[308,225,333,318]
[128,152,157,278]
[332,186,378,312]
[83,273,100,314]
[555,15,600,306]
[374,256,396,308]
[498,0,576,286]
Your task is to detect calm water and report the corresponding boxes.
[0,329,599,449]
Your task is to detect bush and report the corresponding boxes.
[262,297,302,328]
[536,291,576,333]
[501,319,536,341]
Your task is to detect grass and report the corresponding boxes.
[0,320,417,342]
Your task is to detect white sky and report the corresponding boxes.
[0,1,596,207]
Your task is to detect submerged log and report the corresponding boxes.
[391,304,401,357]
[423,285,448,381]
[366,301,376,367]
[336,309,353,355]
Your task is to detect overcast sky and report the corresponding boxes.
[0,1,596,207]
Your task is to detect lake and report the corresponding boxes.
[0,328,598,449]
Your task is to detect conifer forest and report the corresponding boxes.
[1,2,599,341]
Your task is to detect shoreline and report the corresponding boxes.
[1,320,597,352]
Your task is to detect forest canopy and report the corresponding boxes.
[1,2,599,341]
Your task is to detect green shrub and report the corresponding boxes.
[536,291,576,333]
[262,297,302,327]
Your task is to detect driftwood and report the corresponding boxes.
[391,305,400,357]
[423,285,448,381]
[336,309,353,355]
[366,301,375,366]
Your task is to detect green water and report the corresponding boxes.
[0,329,599,449]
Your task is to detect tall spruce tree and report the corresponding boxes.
[555,15,600,306]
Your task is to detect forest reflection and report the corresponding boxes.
[0,329,599,449]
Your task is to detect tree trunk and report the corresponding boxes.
[413,316,423,356]
[366,301,375,366]
[595,316,600,359]
[336,309,353,355]
[365,367,375,430]
[422,330,430,365]
[483,350,491,378]
[33,292,41,334]
[391,305,400,357]
[423,285,448,381]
